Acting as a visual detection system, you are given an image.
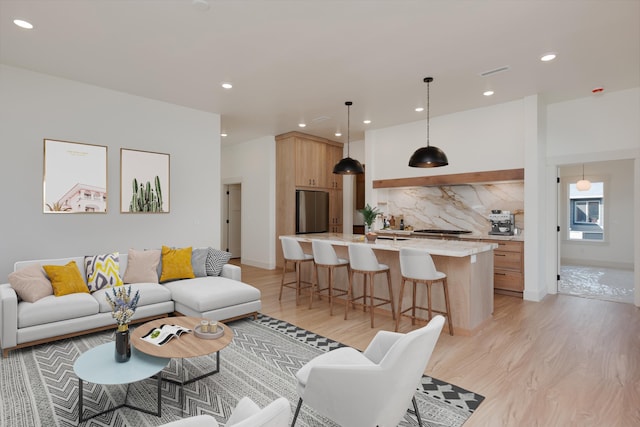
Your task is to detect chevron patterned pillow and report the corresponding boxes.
[84,252,124,292]
[205,248,232,276]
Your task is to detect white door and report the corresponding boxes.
[226,184,241,259]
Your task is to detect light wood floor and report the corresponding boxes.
[238,261,640,427]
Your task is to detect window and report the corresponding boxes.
[574,200,601,225]
[568,182,604,241]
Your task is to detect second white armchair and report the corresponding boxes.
[292,315,445,427]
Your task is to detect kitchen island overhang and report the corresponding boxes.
[282,233,498,336]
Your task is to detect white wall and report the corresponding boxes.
[368,99,525,182]
[221,136,276,269]
[547,88,640,158]
[0,65,221,280]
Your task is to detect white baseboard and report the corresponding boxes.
[560,258,634,271]
[240,258,276,270]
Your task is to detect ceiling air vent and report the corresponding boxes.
[311,116,331,123]
[479,66,510,77]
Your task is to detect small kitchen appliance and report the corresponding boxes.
[488,210,515,236]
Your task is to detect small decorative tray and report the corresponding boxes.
[194,324,224,340]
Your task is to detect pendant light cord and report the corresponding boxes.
[346,101,352,157]
[347,103,350,156]
[424,77,433,147]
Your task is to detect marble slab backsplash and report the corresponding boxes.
[378,183,524,235]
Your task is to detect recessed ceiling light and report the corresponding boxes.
[13,19,33,29]
[415,107,424,112]
[483,90,494,96]
[220,133,228,137]
[298,123,306,128]
[221,82,233,89]
[540,53,557,62]
[363,120,371,124]
[335,132,342,137]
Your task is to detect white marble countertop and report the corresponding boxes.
[285,233,498,257]
[375,228,525,242]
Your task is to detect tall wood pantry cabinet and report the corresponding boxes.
[276,131,344,268]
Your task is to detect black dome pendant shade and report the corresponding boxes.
[333,156,365,174]
[333,101,364,175]
[409,77,449,168]
[408,145,449,167]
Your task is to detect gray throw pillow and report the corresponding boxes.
[205,248,232,276]
[191,248,209,277]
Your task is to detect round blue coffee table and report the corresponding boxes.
[73,341,170,423]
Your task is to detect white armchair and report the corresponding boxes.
[292,315,445,427]
[159,396,291,427]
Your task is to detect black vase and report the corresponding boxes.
[115,328,131,363]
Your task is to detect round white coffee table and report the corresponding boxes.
[73,341,170,423]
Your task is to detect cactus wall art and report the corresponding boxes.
[128,176,164,212]
[120,148,169,213]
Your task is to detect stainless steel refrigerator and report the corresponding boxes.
[296,190,329,234]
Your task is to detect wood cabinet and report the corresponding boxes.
[414,235,525,297]
[276,132,344,267]
[488,239,524,295]
[326,145,343,189]
[295,138,327,187]
[329,189,343,233]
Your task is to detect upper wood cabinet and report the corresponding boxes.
[295,138,327,188]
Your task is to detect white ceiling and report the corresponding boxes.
[1,0,638,146]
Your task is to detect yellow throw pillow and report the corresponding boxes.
[160,246,195,283]
[43,261,90,297]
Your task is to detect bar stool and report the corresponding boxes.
[310,240,349,315]
[345,243,396,328]
[280,237,314,304]
[396,247,453,335]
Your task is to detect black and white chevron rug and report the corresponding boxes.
[0,314,483,426]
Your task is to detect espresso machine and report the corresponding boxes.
[488,210,515,236]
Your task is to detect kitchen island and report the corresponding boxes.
[282,233,498,335]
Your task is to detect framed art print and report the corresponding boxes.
[120,148,170,213]
[43,139,107,213]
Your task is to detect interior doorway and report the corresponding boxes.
[557,160,635,304]
[224,183,241,259]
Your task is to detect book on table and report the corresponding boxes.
[140,324,193,346]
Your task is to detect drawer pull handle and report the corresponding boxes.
[496,272,507,276]
[495,254,506,257]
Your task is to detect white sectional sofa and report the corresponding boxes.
[0,250,261,357]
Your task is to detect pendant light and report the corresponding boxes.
[333,101,365,175]
[576,164,591,191]
[408,77,449,168]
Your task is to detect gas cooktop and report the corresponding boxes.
[412,229,472,235]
